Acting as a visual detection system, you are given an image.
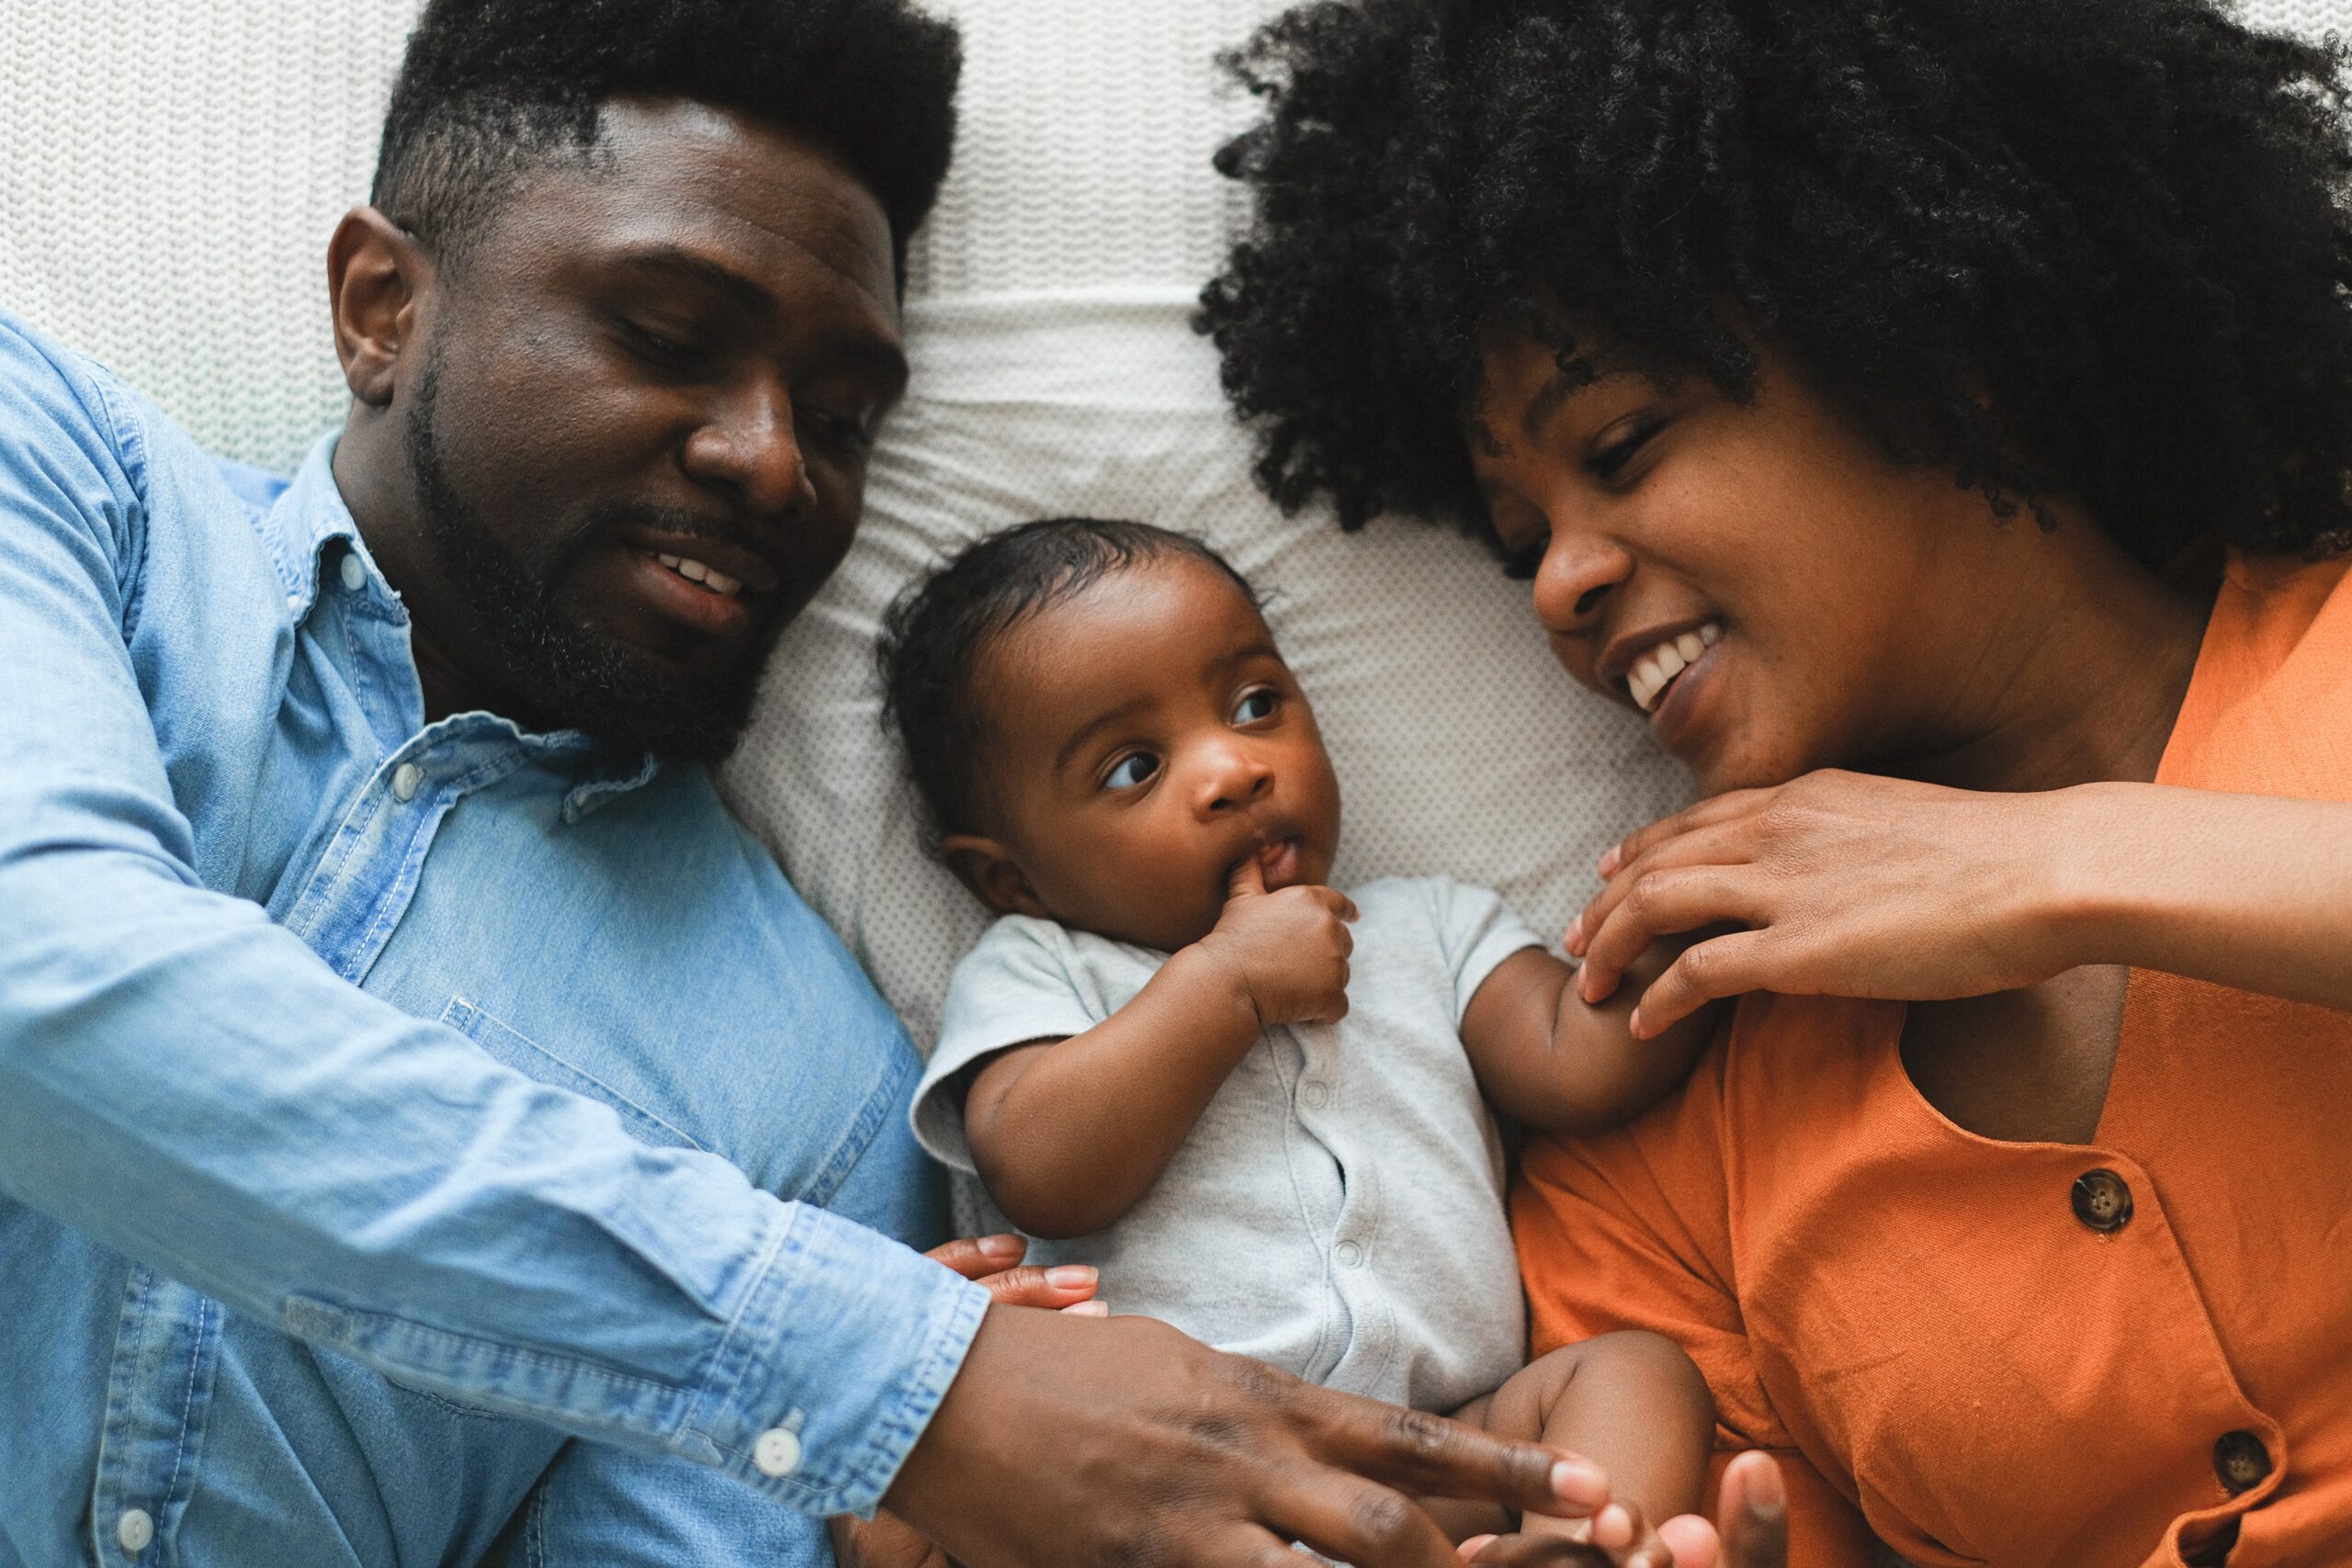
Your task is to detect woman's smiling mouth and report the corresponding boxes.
[1627,620,1723,714]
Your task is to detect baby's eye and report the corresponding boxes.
[1233,688,1280,724]
[1103,752,1159,790]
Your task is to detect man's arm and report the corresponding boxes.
[0,321,986,1518]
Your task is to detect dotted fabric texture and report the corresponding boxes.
[0,0,2341,1056]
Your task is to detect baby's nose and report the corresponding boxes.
[1197,746,1274,816]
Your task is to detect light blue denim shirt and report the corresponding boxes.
[0,311,989,1568]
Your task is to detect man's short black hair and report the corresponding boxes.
[1199,0,2352,569]
[373,0,960,276]
[879,518,1261,840]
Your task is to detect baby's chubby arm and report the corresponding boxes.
[1459,939,1722,1136]
[961,861,1355,1240]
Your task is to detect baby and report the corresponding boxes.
[880,518,1719,1553]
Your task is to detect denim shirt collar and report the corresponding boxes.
[260,431,666,819]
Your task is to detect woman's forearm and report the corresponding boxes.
[2054,784,2352,1010]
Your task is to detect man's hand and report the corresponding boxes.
[1195,858,1358,1028]
[831,1236,1103,1568]
[884,1304,1611,1568]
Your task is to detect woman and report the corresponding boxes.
[1201,0,2352,1563]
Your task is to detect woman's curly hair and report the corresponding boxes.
[1197,0,2352,566]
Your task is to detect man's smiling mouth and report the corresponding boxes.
[640,549,746,598]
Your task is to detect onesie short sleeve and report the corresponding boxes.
[1415,875,1547,1024]
[910,914,1125,1173]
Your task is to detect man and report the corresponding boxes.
[0,1,1615,1565]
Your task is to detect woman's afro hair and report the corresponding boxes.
[373,0,959,278]
[1197,0,2352,566]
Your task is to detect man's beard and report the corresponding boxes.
[402,358,768,764]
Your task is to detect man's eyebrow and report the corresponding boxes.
[1054,696,1153,777]
[609,246,779,319]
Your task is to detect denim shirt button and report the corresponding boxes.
[116,1508,153,1554]
[338,552,367,593]
[390,763,423,804]
[752,1426,803,1478]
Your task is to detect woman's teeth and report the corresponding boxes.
[1627,621,1724,714]
[650,552,743,597]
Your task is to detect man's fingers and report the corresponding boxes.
[923,1235,1026,1280]
[1303,1390,1610,1518]
[1263,1473,1464,1568]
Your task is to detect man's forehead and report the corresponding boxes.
[500,96,901,322]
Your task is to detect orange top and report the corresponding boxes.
[1515,553,2352,1568]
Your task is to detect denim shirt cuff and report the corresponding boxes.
[682,1200,990,1517]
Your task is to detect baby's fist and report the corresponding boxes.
[1198,858,1357,1028]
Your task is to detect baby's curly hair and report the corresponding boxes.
[1198,0,2352,566]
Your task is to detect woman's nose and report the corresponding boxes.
[1193,740,1274,818]
[682,378,820,519]
[1530,527,1634,638]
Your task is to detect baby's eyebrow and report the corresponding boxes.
[1054,696,1153,777]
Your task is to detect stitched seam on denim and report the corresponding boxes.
[677,1201,796,1461]
[833,1269,989,1512]
[800,1039,909,1209]
[85,367,154,642]
[441,998,710,1155]
[283,1298,685,1402]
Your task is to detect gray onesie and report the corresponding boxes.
[910,875,1543,1414]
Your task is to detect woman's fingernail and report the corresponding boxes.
[1061,1299,1110,1316]
[1046,1265,1097,1289]
[1746,1455,1786,1512]
[977,1234,1023,1258]
[1565,915,1585,953]
[1600,846,1622,876]
[1550,1458,1609,1506]
[1458,1536,1498,1559]
[1628,1007,1647,1039]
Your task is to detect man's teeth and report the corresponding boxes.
[652,553,743,597]
[1627,621,1724,714]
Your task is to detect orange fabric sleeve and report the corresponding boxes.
[1513,1045,1878,1568]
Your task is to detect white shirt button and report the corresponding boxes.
[390,763,423,803]
[339,553,368,593]
[752,1426,802,1478]
[1335,1241,1364,1269]
[116,1508,154,1554]
[1301,1082,1329,1110]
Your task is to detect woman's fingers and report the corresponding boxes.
[1576,865,1760,1004]
[921,1236,1101,1311]
[923,1235,1026,1279]
[1455,1531,1614,1567]
[1595,790,1775,883]
[1713,1453,1788,1568]
[1629,931,1773,1038]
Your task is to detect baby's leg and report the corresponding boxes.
[1428,1331,1713,1549]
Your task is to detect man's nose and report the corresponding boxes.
[681,378,819,518]
[1530,526,1634,639]
[1193,739,1274,818]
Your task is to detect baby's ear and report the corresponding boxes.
[939,834,1049,919]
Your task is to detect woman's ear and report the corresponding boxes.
[327,206,434,408]
[940,834,1049,919]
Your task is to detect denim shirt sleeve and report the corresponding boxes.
[0,320,987,1518]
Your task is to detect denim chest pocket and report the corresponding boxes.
[438,997,708,1156]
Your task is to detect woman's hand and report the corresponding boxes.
[1567,770,2077,1037]
[1455,1455,1786,1568]
[830,1235,1102,1568]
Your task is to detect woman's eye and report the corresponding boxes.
[1103,753,1159,790]
[1587,414,1667,481]
[1233,689,1280,724]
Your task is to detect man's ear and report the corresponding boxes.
[327,206,434,408]
[940,834,1049,919]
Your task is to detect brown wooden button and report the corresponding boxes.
[2215,1430,2272,1495]
[2071,1168,2132,1233]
